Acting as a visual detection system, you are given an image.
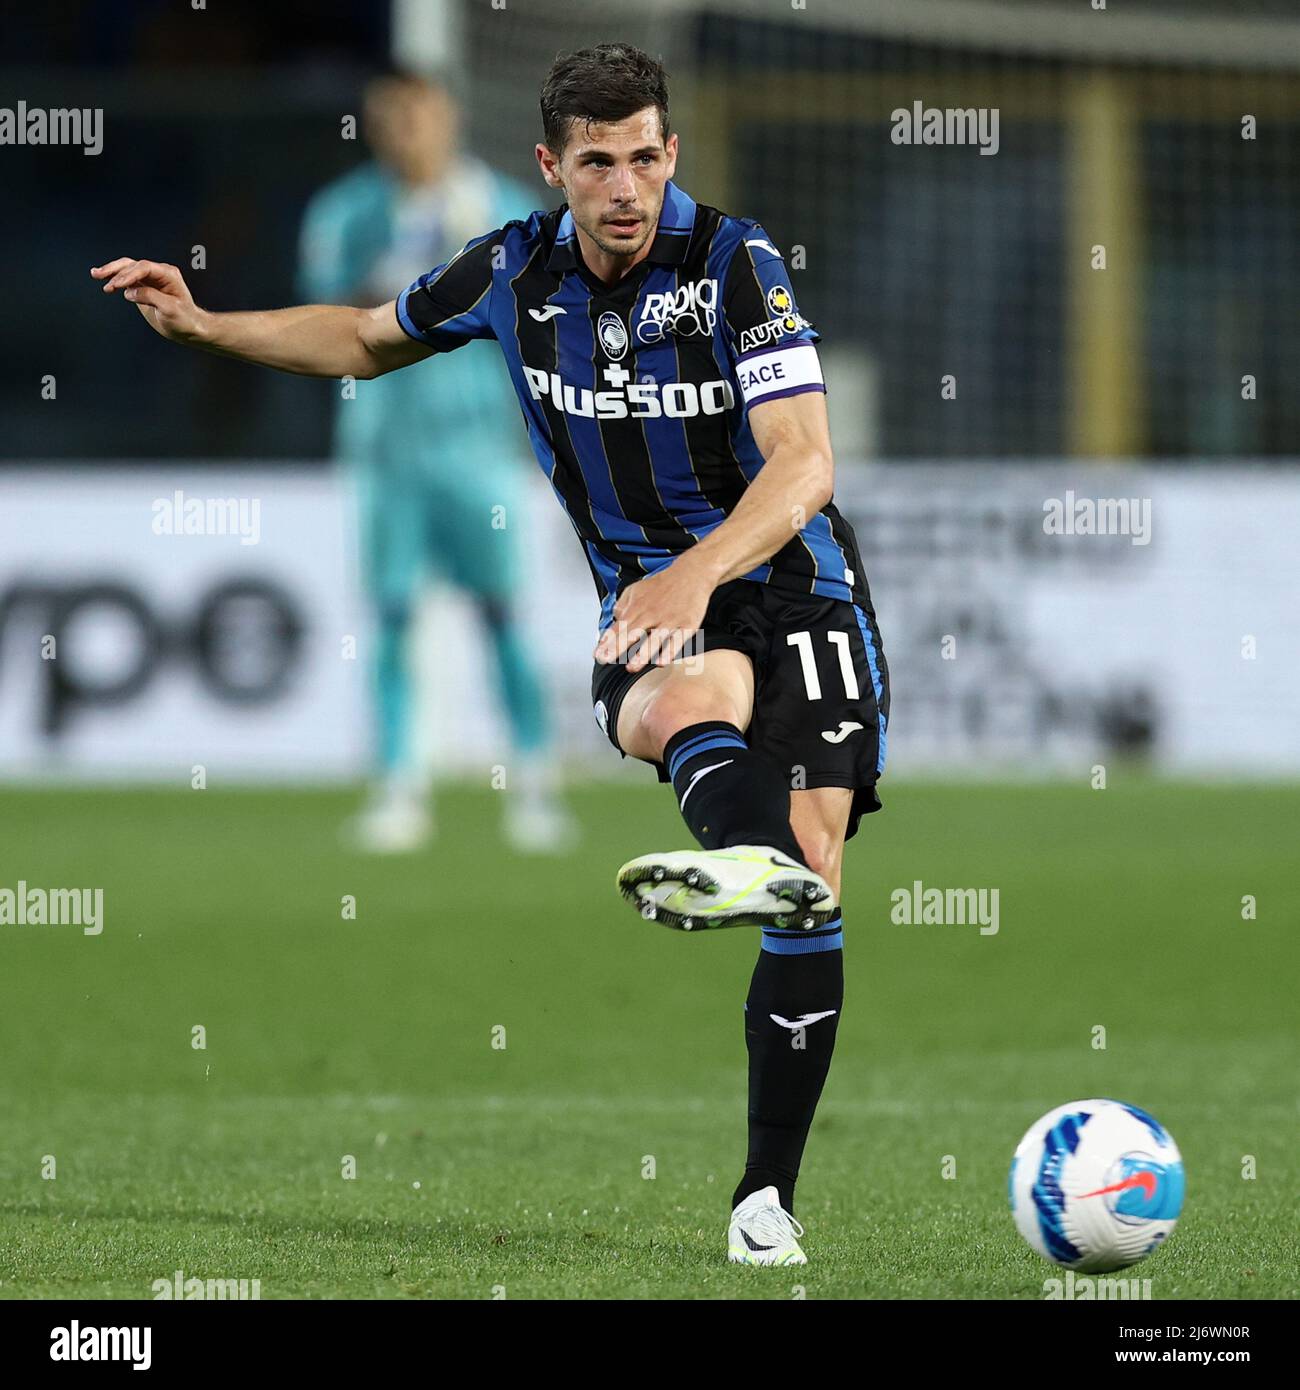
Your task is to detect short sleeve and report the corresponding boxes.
[396,229,502,352]
[721,225,825,411]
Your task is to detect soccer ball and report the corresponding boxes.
[1009,1098,1185,1272]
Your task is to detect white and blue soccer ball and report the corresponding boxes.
[1009,1099,1185,1272]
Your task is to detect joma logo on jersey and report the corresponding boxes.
[522,363,735,419]
[635,278,718,343]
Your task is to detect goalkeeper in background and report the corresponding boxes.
[298,70,574,854]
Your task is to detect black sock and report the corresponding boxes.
[731,918,845,1217]
[663,721,805,866]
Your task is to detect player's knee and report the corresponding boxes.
[637,682,746,760]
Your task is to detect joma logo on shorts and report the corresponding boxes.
[523,364,734,419]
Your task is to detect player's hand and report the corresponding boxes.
[593,553,718,672]
[91,258,208,344]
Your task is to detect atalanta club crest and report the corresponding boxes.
[598,311,628,361]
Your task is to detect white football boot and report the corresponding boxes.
[728,1186,807,1267]
[616,844,836,932]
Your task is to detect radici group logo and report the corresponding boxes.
[635,277,717,343]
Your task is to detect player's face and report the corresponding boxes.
[543,108,678,261]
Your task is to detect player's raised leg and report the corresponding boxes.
[611,649,837,931]
[728,786,850,1264]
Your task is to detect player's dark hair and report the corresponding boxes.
[540,43,670,154]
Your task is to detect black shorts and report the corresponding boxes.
[590,579,890,841]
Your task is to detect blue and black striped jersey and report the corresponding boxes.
[396,180,867,627]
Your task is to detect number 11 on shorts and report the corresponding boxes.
[787,630,860,701]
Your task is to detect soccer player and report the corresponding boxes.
[298,70,572,855]
[91,42,890,1267]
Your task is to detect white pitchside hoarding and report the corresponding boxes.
[0,468,369,779]
[0,465,1296,781]
[837,465,1300,775]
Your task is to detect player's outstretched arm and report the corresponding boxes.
[90,258,432,379]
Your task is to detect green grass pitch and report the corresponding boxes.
[0,778,1295,1299]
